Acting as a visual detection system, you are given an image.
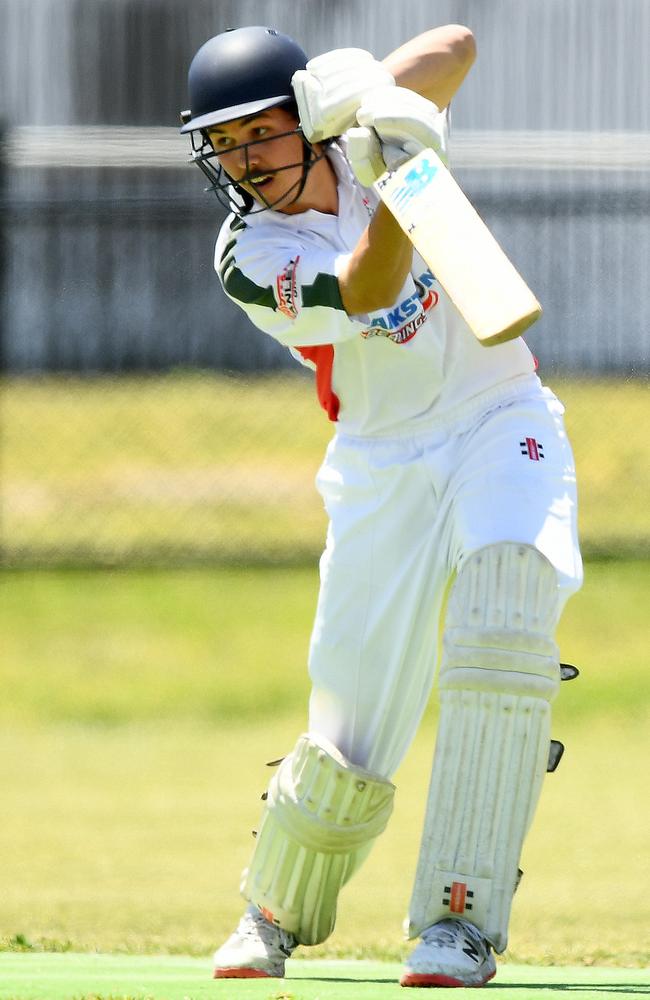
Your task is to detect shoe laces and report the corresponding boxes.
[422,918,489,955]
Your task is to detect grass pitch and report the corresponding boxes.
[1,955,649,1000]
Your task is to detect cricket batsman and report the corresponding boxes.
[181,23,583,987]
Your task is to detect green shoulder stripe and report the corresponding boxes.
[218,238,238,272]
[217,219,277,309]
[303,272,345,311]
[221,260,277,310]
[218,227,345,313]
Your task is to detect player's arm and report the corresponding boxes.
[294,28,475,315]
[382,25,476,110]
[338,203,413,315]
[292,25,476,142]
[338,87,448,315]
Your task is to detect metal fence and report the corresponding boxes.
[2,365,648,567]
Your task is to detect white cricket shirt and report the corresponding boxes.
[214,128,537,436]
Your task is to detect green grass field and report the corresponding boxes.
[1,561,648,992]
[2,373,648,996]
[2,373,648,563]
[2,954,649,1000]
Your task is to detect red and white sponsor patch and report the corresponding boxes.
[362,273,439,344]
[276,256,300,319]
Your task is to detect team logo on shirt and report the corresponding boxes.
[276,256,300,319]
[363,270,439,344]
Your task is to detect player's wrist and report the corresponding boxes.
[346,87,447,187]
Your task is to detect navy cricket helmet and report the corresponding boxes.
[180,26,308,133]
[180,26,324,215]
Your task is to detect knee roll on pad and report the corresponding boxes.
[242,733,395,945]
[408,543,561,953]
[440,539,560,699]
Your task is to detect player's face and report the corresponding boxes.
[207,107,333,214]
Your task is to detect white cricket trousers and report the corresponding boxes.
[307,379,583,780]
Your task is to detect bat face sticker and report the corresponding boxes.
[387,155,440,213]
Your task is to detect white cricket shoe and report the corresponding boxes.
[401,918,496,988]
[212,904,298,979]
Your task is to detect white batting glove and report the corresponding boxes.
[346,127,400,188]
[347,86,448,187]
[292,48,395,143]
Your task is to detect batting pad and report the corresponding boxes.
[407,543,561,953]
[242,733,395,945]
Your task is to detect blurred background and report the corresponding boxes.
[0,0,648,972]
[1,0,648,565]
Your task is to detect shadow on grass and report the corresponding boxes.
[290,977,396,984]
[488,987,650,994]
[290,979,650,993]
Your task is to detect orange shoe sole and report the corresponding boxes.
[213,967,277,979]
[400,968,496,988]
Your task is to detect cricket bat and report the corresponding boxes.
[374,148,542,346]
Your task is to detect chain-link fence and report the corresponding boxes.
[1,0,648,567]
[1,370,648,567]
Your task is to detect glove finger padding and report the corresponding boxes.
[346,126,385,187]
[346,126,410,187]
[292,48,395,143]
[356,86,448,166]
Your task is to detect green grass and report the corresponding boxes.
[2,373,331,564]
[1,717,647,967]
[0,562,648,969]
[1,561,648,727]
[0,567,317,725]
[1,955,649,1000]
[2,373,648,563]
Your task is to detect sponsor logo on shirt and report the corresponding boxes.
[363,270,439,344]
[276,256,300,319]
